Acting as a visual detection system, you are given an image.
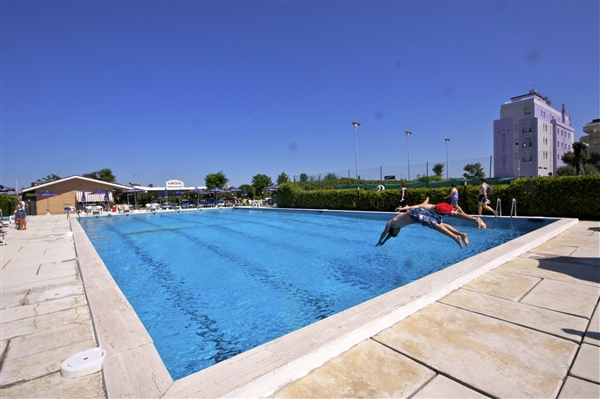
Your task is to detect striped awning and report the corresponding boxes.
[76,191,114,202]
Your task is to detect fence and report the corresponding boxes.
[292,156,493,183]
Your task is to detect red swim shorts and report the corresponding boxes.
[435,203,455,215]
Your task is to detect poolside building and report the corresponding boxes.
[493,89,575,177]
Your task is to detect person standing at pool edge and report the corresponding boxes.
[445,183,459,206]
[376,208,469,249]
[15,196,27,230]
[398,182,408,208]
[478,178,497,216]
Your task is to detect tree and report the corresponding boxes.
[277,172,290,185]
[239,184,255,199]
[323,173,339,181]
[251,174,273,196]
[299,173,309,183]
[36,174,61,184]
[562,142,591,175]
[432,163,444,178]
[204,171,228,189]
[556,165,577,176]
[462,163,485,179]
[83,169,116,183]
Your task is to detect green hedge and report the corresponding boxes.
[277,175,600,220]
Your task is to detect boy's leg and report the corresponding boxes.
[442,223,469,247]
[434,223,464,249]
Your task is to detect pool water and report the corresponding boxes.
[79,208,554,380]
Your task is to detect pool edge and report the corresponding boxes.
[71,214,578,399]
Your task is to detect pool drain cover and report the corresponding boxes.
[60,347,107,378]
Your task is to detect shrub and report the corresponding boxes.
[276,176,600,220]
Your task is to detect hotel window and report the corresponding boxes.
[524,106,531,115]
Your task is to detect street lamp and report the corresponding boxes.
[405,131,412,180]
[445,138,450,180]
[352,122,361,180]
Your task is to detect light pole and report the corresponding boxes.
[405,131,412,180]
[445,138,450,180]
[352,122,361,180]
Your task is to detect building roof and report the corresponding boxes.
[21,175,132,194]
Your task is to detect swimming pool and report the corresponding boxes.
[79,208,556,380]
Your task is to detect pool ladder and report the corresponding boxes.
[496,198,518,217]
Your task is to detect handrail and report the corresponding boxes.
[495,198,502,217]
[510,198,517,217]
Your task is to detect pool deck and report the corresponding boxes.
[1,211,598,398]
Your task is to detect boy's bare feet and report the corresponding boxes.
[461,232,470,247]
[454,235,463,249]
[477,217,487,229]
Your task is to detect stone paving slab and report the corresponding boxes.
[584,302,599,347]
[25,281,85,304]
[558,376,600,399]
[570,343,600,384]
[1,289,29,309]
[1,305,91,341]
[520,279,599,318]
[270,339,435,398]
[497,256,600,287]
[440,288,589,342]
[0,371,104,399]
[5,322,94,361]
[411,375,490,398]
[461,269,541,301]
[1,338,96,386]
[373,302,578,398]
[0,295,87,323]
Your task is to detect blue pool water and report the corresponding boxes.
[79,208,555,380]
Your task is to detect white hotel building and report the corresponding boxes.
[493,89,575,177]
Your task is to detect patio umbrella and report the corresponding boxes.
[79,191,87,210]
[91,189,111,211]
[36,190,59,215]
[0,185,15,193]
[226,187,241,203]
[242,189,247,197]
[193,188,208,205]
[208,188,223,205]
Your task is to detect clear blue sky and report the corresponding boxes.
[1,1,598,190]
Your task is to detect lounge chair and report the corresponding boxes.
[206,199,215,207]
[0,209,9,228]
[217,199,225,207]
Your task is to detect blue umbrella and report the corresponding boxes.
[208,188,223,205]
[36,190,59,215]
[0,185,15,193]
[242,189,247,197]
[193,188,208,206]
[104,189,110,211]
[81,191,87,203]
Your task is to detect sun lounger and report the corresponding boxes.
[0,209,9,228]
